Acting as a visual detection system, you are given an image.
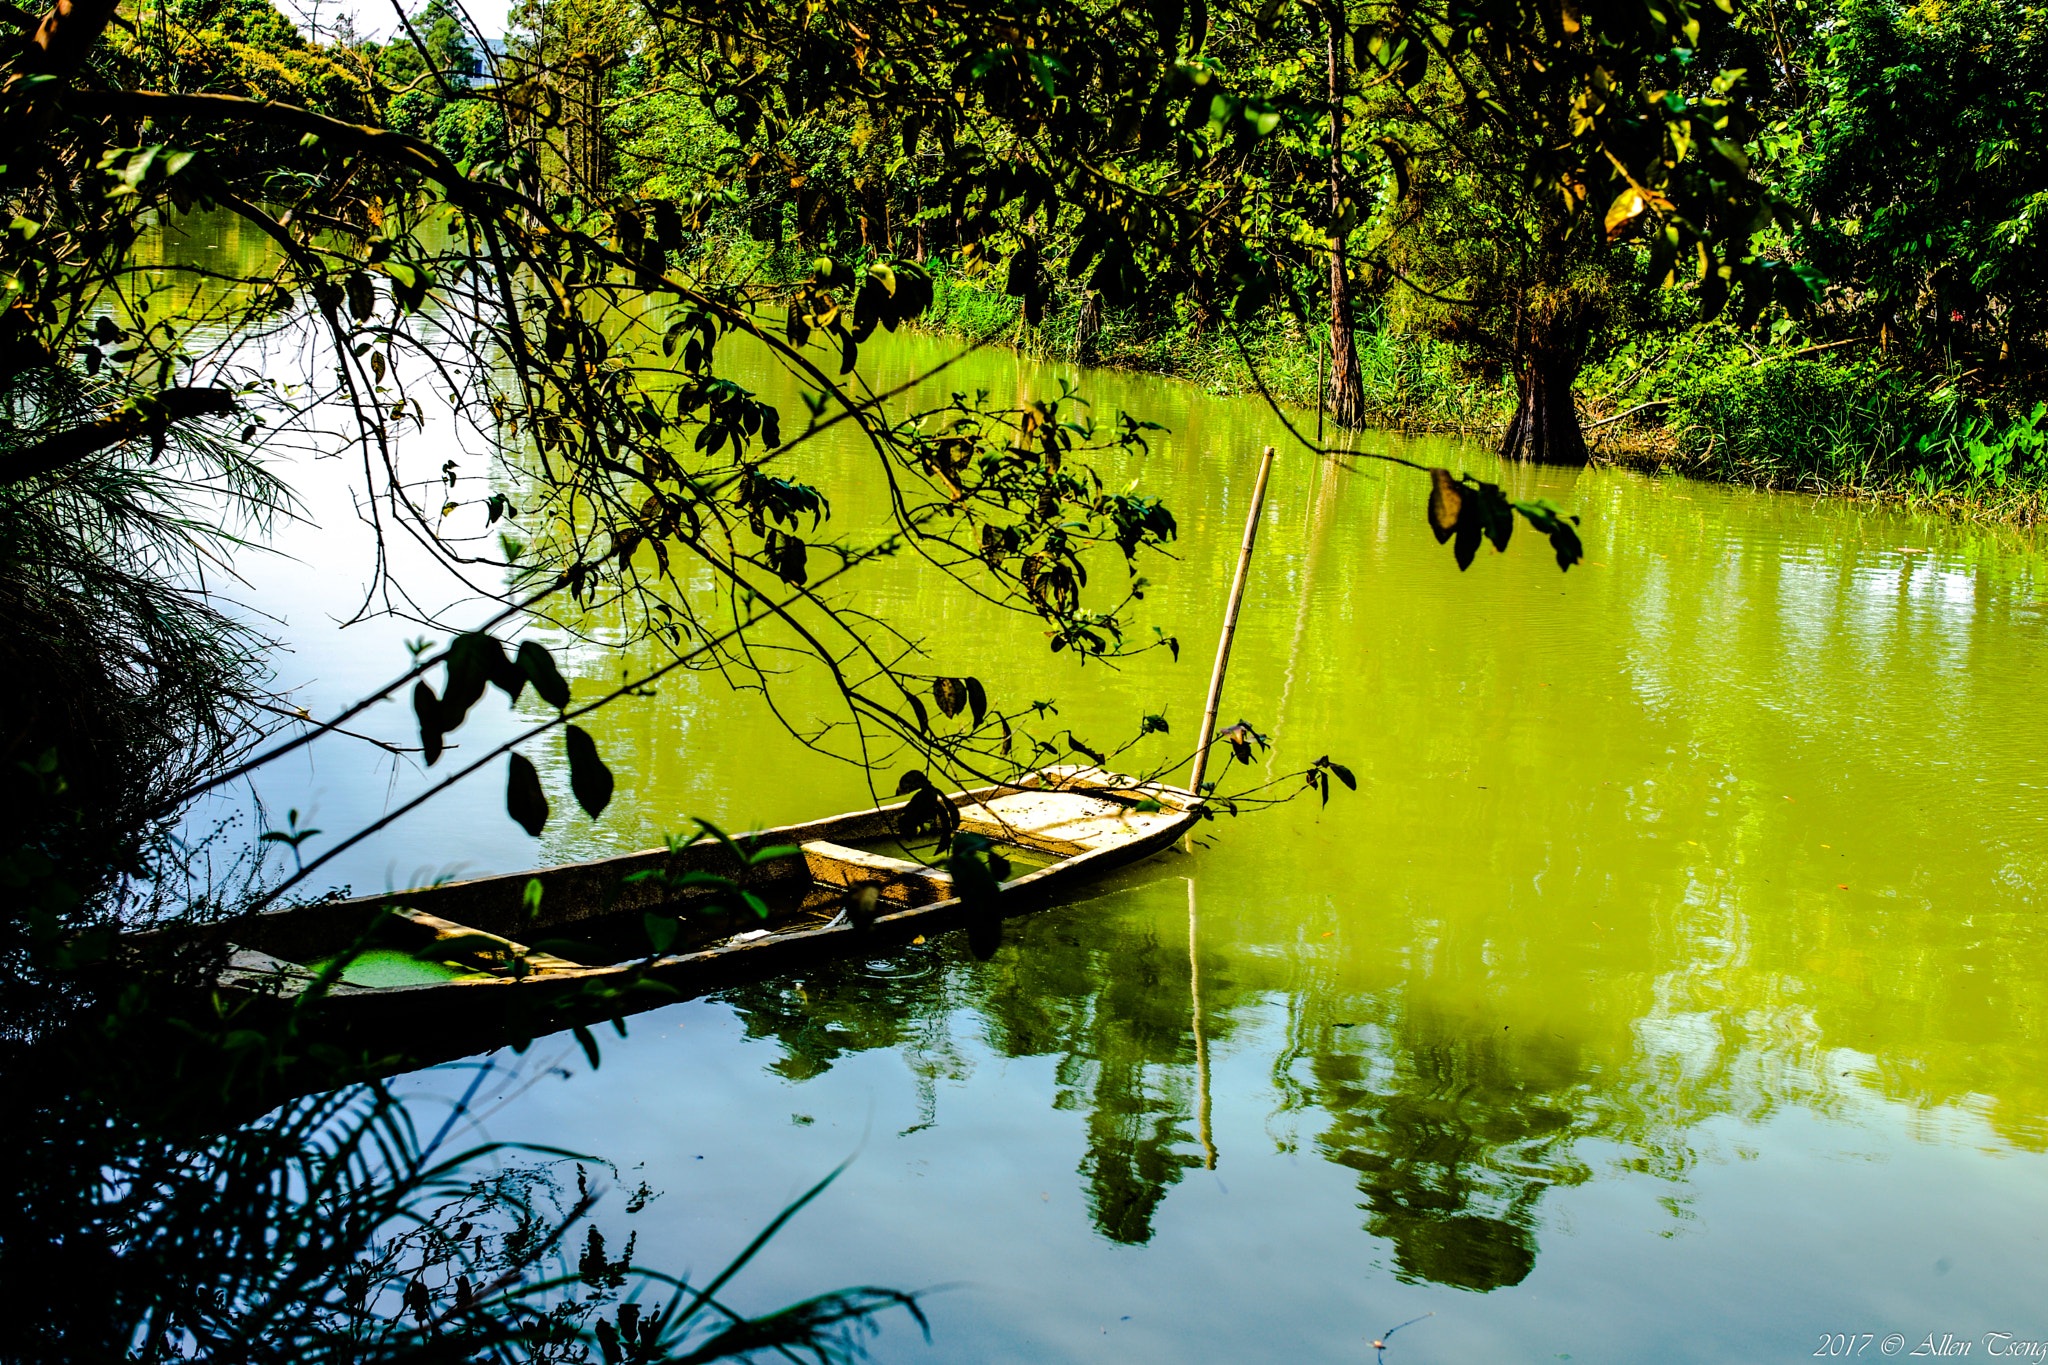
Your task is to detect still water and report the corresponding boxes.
[174,222,2048,1359]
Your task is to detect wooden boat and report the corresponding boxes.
[143,445,1280,1053]
[177,765,1201,1032]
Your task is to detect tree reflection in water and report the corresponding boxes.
[1307,1018,1590,1291]
[711,887,1595,1284]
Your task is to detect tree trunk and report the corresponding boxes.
[1499,357,1589,465]
[1324,22,1367,431]
[1073,290,1104,361]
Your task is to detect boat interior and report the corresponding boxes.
[183,771,1193,994]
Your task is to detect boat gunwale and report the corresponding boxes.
[331,782,1200,1003]
[157,766,1202,1001]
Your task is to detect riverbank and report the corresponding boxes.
[910,268,2048,525]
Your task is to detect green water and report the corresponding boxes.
[158,207,2048,1358]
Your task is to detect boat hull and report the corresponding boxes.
[139,767,1203,1059]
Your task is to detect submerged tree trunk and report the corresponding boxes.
[1324,21,1367,431]
[1500,356,1589,465]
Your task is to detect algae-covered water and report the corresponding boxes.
[179,210,2048,1359]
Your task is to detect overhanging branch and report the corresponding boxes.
[0,387,236,484]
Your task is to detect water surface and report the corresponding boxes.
[168,219,2048,1360]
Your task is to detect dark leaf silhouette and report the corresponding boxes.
[506,753,549,835]
[1427,468,1463,544]
[1430,471,1583,572]
[518,641,571,709]
[1216,720,1270,765]
[413,681,444,766]
[564,724,614,819]
[1512,498,1586,570]
[441,632,503,730]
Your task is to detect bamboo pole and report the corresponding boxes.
[1189,444,1277,797]
[1189,877,1216,1170]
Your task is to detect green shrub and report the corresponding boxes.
[1666,356,1946,486]
[1903,401,2048,495]
[1659,347,2048,515]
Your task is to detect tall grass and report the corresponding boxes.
[7,1071,919,1363]
[1628,350,2048,520]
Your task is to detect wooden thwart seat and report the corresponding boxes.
[801,841,952,906]
[395,908,587,972]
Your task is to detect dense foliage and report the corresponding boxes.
[2,0,2042,1354]
[1792,0,2048,359]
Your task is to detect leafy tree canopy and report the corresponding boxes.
[1792,0,2048,354]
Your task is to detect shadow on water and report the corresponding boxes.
[711,865,1593,1283]
[718,889,1210,1247]
[1311,1016,1576,1291]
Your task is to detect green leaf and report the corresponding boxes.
[571,1023,601,1069]
[507,753,549,836]
[1548,519,1585,570]
[688,816,748,866]
[965,676,988,728]
[518,641,571,708]
[564,724,615,819]
[1512,499,1586,571]
[644,914,680,955]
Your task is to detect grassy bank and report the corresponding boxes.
[1592,326,2048,522]
[912,264,1511,433]
[908,268,2048,524]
